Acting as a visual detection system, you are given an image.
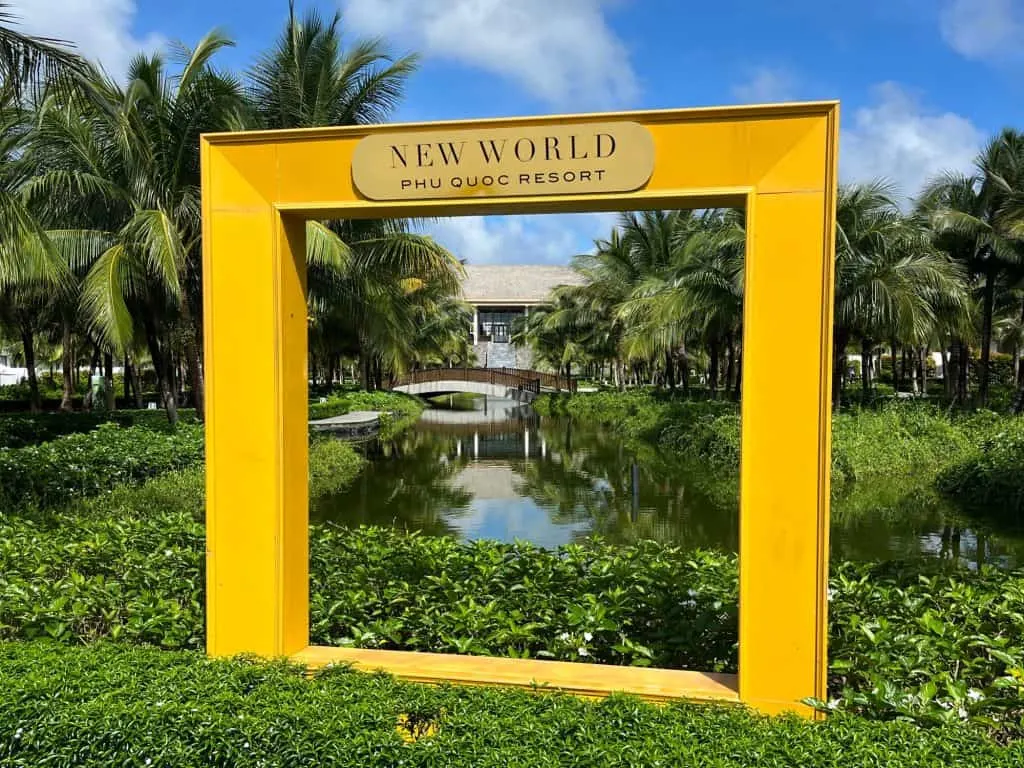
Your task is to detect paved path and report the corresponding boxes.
[309,410,381,433]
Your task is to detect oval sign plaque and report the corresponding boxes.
[351,121,654,201]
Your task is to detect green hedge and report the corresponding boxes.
[0,409,197,449]
[3,469,1023,737]
[3,643,1022,768]
[308,391,423,422]
[0,423,205,507]
[535,392,1000,484]
[937,419,1024,526]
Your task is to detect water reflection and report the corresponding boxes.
[312,396,1024,565]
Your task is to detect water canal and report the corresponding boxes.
[313,396,1024,567]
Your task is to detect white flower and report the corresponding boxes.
[145,760,152,766]
[244,742,250,749]
[967,689,983,702]
[827,588,836,602]
[687,589,699,598]
[577,647,589,657]
[826,699,840,711]
[558,632,570,641]
[957,707,968,720]
[13,728,23,739]
[583,632,593,642]
[712,601,722,611]
[164,549,173,557]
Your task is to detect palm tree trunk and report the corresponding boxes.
[958,341,969,405]
[888,339,897,393]
[942,343,952,399]
[921,348,929,397]
[143,316,178,424]
[20,323,40,413]
[709,338,720,398]
[60,321,74,412]
[104,352,115,411]
[84,345,100,411]
[360,356,371,391]
[664,350,675,391]
[734,352,743,400]
[725,331,735,398]
[128,355,143,409]
[679,344,690,395]
[860,338,871,398]
[833,329,849,410]
[979,268,996,406]
[890,337,899,394]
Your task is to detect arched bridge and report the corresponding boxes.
[391,367,576,400]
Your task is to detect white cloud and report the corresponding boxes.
[420,213,617,266]
[11,0,163,79]
[841,82,983,201]
[940,0,1024,62]
[340,0,638,108]
[731,67,797,104]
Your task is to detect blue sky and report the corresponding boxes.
[16,0,1024,264]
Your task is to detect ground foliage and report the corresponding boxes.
[535,391,1013,490]
[1,467,1022,739]
[0,408,198,448]
[2,642,1021,768]
[938,419,1024,527]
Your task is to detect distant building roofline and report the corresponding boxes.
[461,264,584,305]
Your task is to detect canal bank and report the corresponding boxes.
[313,395,1024,566]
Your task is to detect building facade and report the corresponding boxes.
[461,265,583,369]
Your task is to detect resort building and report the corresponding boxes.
[461,265,583,369]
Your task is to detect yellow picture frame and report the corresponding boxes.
[200,101,838,717]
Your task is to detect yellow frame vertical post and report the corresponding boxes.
[202,140,309,657]
[201,102,838,715]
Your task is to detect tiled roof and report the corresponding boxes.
[461,265,584,305]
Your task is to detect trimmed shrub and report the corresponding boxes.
[3,476,1023,737]
[309,391,423,422]
[0,409,197,449]
[937,419,1024,526]
[0,423,205,507]
[3,643,1022,768]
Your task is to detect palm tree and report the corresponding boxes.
[510,295,589,384]
[247,0,417,130]
[617,209,742,395]
[834,181,969,405]
[0,3,84,98]
[30,34,247,422]
[306,218,462,388]
[920,130,1024,406]
[248,3,460,390]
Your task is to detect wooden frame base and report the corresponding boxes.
[292,646,739,704]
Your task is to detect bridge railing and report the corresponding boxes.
[493,367,577,392]
[393,367,542,394]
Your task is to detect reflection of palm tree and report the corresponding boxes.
[514,417,740,549]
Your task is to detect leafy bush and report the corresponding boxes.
[309,391,423,422]
[309,437,366,498]
[0,423,205,507]
[937,419,1024,526]
[3,466,1023,738]
[0,409,197,448]
[5,643,1022,768]
[825,560,1024,735]
[536,392,1003,485]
